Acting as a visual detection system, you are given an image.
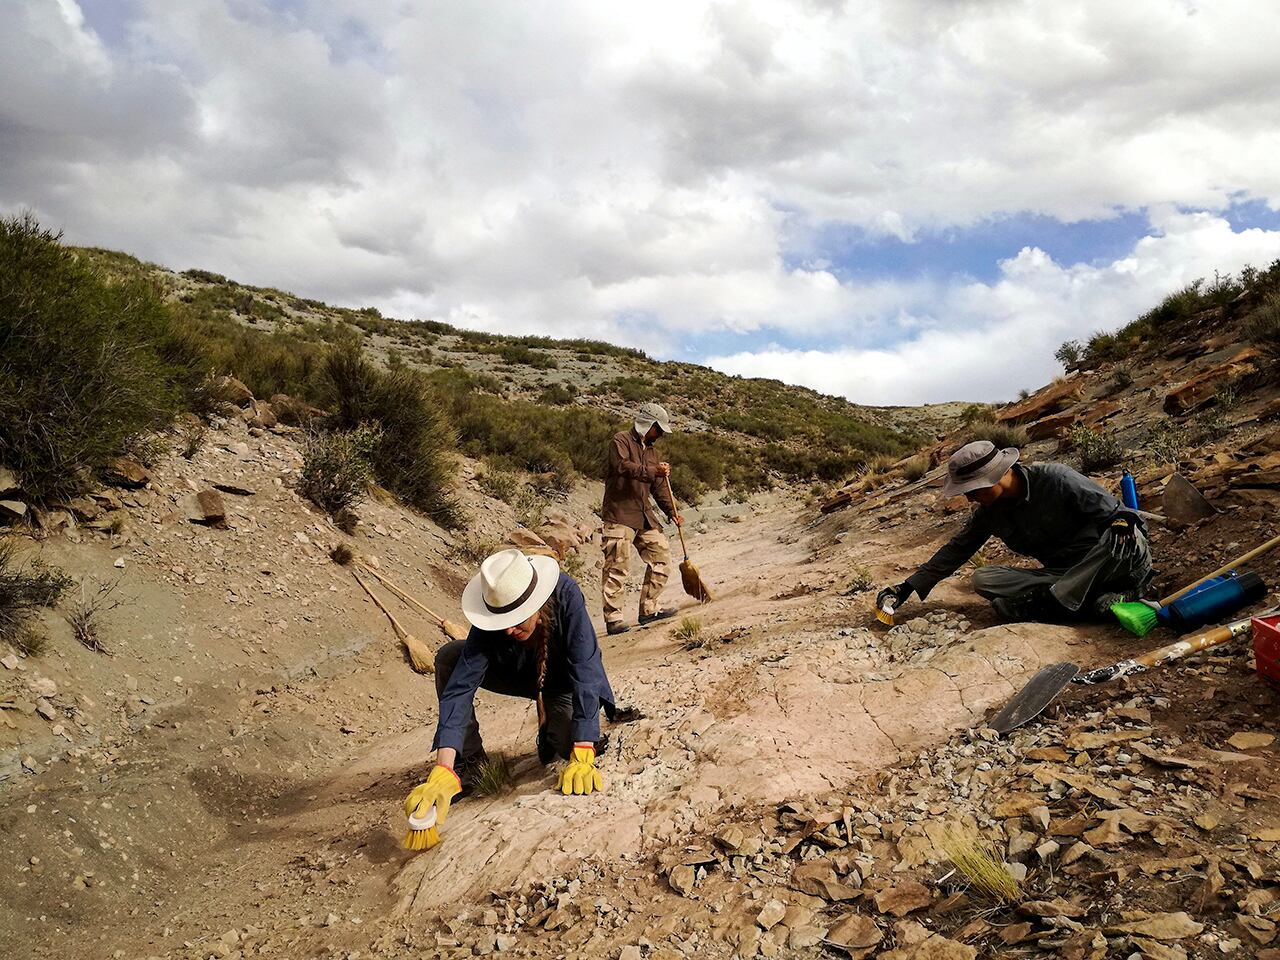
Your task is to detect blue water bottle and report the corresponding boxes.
[1120,470,1139,510]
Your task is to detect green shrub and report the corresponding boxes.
[1054,340,1083,368]
[963,423,1028,449]
[320,347,464,528]
[0,538,71,654]
[959,403,996,427]
[1068,426,1122,472]
[298,425,380,514]
[0,213,202,500]
[538,384,574,406]
[1111,366,1134,390]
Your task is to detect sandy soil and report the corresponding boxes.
[0,410,1137,960]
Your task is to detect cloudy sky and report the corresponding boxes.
[4,1,1280,404]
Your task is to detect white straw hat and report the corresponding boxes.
[461,549,560,631]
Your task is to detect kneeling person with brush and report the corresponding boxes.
[403,549,616,850]
[877,441,1154,624]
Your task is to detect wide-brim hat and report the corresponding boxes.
[941,440,1020,498]
[461,549,560,631]
[634,401,672,436]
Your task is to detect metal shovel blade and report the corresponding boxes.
[989,662,1080,736]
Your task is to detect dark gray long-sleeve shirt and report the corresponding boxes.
[905,463,1129,600]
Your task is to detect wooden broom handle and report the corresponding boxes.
[1160,532,1280,605]
[356,562,449,626]
[665,476,689,558]
[353,571,409,639]
[1134,617,1256,669]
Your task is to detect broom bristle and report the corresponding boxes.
[403,634,436,674]
[442,619,470,642]
[875,606,895,627]
[1112,600,1159,638]
[402,826,440,851]
[680,559,713,603]
[330,544,354,566]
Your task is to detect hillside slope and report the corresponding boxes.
[78,247,922,501]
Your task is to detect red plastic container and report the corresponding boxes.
[1253,614,1280,689]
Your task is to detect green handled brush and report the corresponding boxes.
[1112,532,1280,637]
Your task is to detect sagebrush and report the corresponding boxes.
[298,425,380,515]
[0,538,72,654]
[0,214,203,500]
[321,348,464,529]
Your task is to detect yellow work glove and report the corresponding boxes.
[405,764,462,823]
[402,764,461,851]
[557,745,603,796]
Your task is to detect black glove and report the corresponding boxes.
[1102,511,1140,562]
[876,582,915,611]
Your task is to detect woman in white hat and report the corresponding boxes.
[403,549,616,848]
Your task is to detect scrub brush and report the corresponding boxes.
[875,598,895,627]
[403,805,439,852]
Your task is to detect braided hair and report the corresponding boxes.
[532,596,558,729]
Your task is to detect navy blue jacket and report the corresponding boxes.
[432,573,616,752]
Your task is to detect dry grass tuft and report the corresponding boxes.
[473,754,514,798]
[674,616,705,647]
[64,575,130,653]
[329,544,354,566]
[939,828,1022,905]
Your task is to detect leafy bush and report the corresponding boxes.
[537,384,574,406]
[320,347,464,528]
[1054,340,1083,368]
[0,214,203,500]
[963,423,1028,449]
[298,425,380,514]
[1068,426,1122,472]
[0,538,72,654]
[959,403,996,427]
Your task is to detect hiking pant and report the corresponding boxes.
[434,640,575,763]
[972,527,1153,614]
[601,522,670,625]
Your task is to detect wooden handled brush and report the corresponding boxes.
[352,571,436,674]
[355,561,471,642]
[666,477,713,603]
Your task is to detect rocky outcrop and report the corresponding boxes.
[997,376,1086,425]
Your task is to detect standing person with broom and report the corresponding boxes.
[600,402,683,635]
[402,548,616,851]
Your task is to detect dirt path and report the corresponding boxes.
[0,421,1121,960]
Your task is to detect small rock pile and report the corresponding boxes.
[876,612,972,664]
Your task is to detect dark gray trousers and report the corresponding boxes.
[434,639,575,763]
[971,527,1153,613]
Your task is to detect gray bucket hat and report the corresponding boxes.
[634,402,672,436]
[941,440,1020,498]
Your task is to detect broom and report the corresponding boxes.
[355,561,471,643]
[1112,531,1280,637]
[330,546,470,642]
[666,477,713,603]
[352,571,436,673]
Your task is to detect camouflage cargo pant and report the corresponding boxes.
[601,522,671,626]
